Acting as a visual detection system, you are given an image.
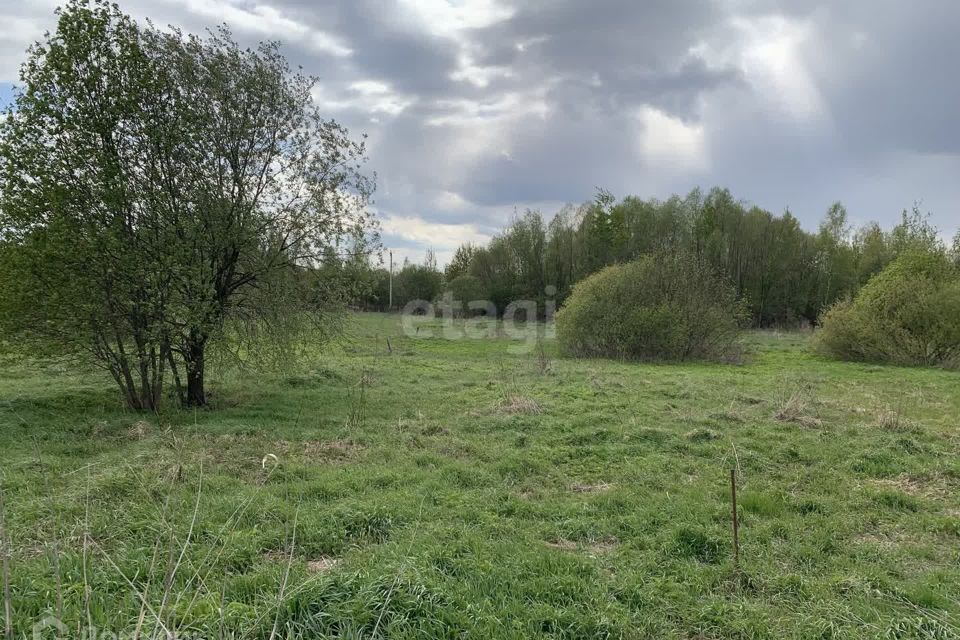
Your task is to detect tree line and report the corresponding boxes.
[351,188,955,326]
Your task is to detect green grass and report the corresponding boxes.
[1,313,960,638]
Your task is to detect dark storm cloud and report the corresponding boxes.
[803,2,960,156]
[1,0,956,262]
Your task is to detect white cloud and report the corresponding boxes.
[0,4,58,81]
[635,106,708,171]
[735,15,824,120]
[431,190,473,212]
[450,51,513,88]
[396,0,514,38]
[515,35,548,53]
[350,80,391,95]
[397,2,516,90]
[169,0,352,57]
[380,213,492,248]
[692,13,826,122]
[426,89,550,128]
[418,88,553,177]
[313,81,415,117]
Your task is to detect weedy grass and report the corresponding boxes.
[1,316,959,638]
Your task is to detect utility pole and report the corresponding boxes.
[388,250,393,311]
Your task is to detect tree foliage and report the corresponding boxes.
[442,275,488,317]
[0,0,377,410]
[392,259,444,309]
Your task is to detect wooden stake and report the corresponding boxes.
[1,485,12,640]
[730,468,740,570]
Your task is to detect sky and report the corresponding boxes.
[1,0,957,266]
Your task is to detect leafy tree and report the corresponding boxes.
[467,239,515,313]
[889,205,941,255]
[544,207,578,302]
[442,275,488,316]
[445,243,478,281]
[853,222,892,284]
[502,211,548,302]
[815,202,857,310]
[578,189,617,276]
[394,256,443,308]
[0,0,376,409]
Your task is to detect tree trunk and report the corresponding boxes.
[167,348,186,407]
[185,333,207,407]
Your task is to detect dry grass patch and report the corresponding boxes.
[774,383,822,428]
[852,527,932,552]
[545,537,618,557]
[264,552,341,573]
[710,409,745,424]
[685,428,721,442]
[870,473,956,501]
[306,556,340,573]
[874,407,916,432]
[497,395,542,415]
[570,481,612,493]
[275,439,364,462]
[127,420,151,440]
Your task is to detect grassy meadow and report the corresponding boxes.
[1,312,959,638]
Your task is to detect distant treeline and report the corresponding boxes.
[341,188,955,326]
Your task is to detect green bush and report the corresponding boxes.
[816,250,960,367]
[556,253,748,361]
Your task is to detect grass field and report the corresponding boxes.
[1,312,959,638]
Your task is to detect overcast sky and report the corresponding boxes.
[1,0,957,265]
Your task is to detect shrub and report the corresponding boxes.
[555,252,748,361]
[816,249,960,367]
